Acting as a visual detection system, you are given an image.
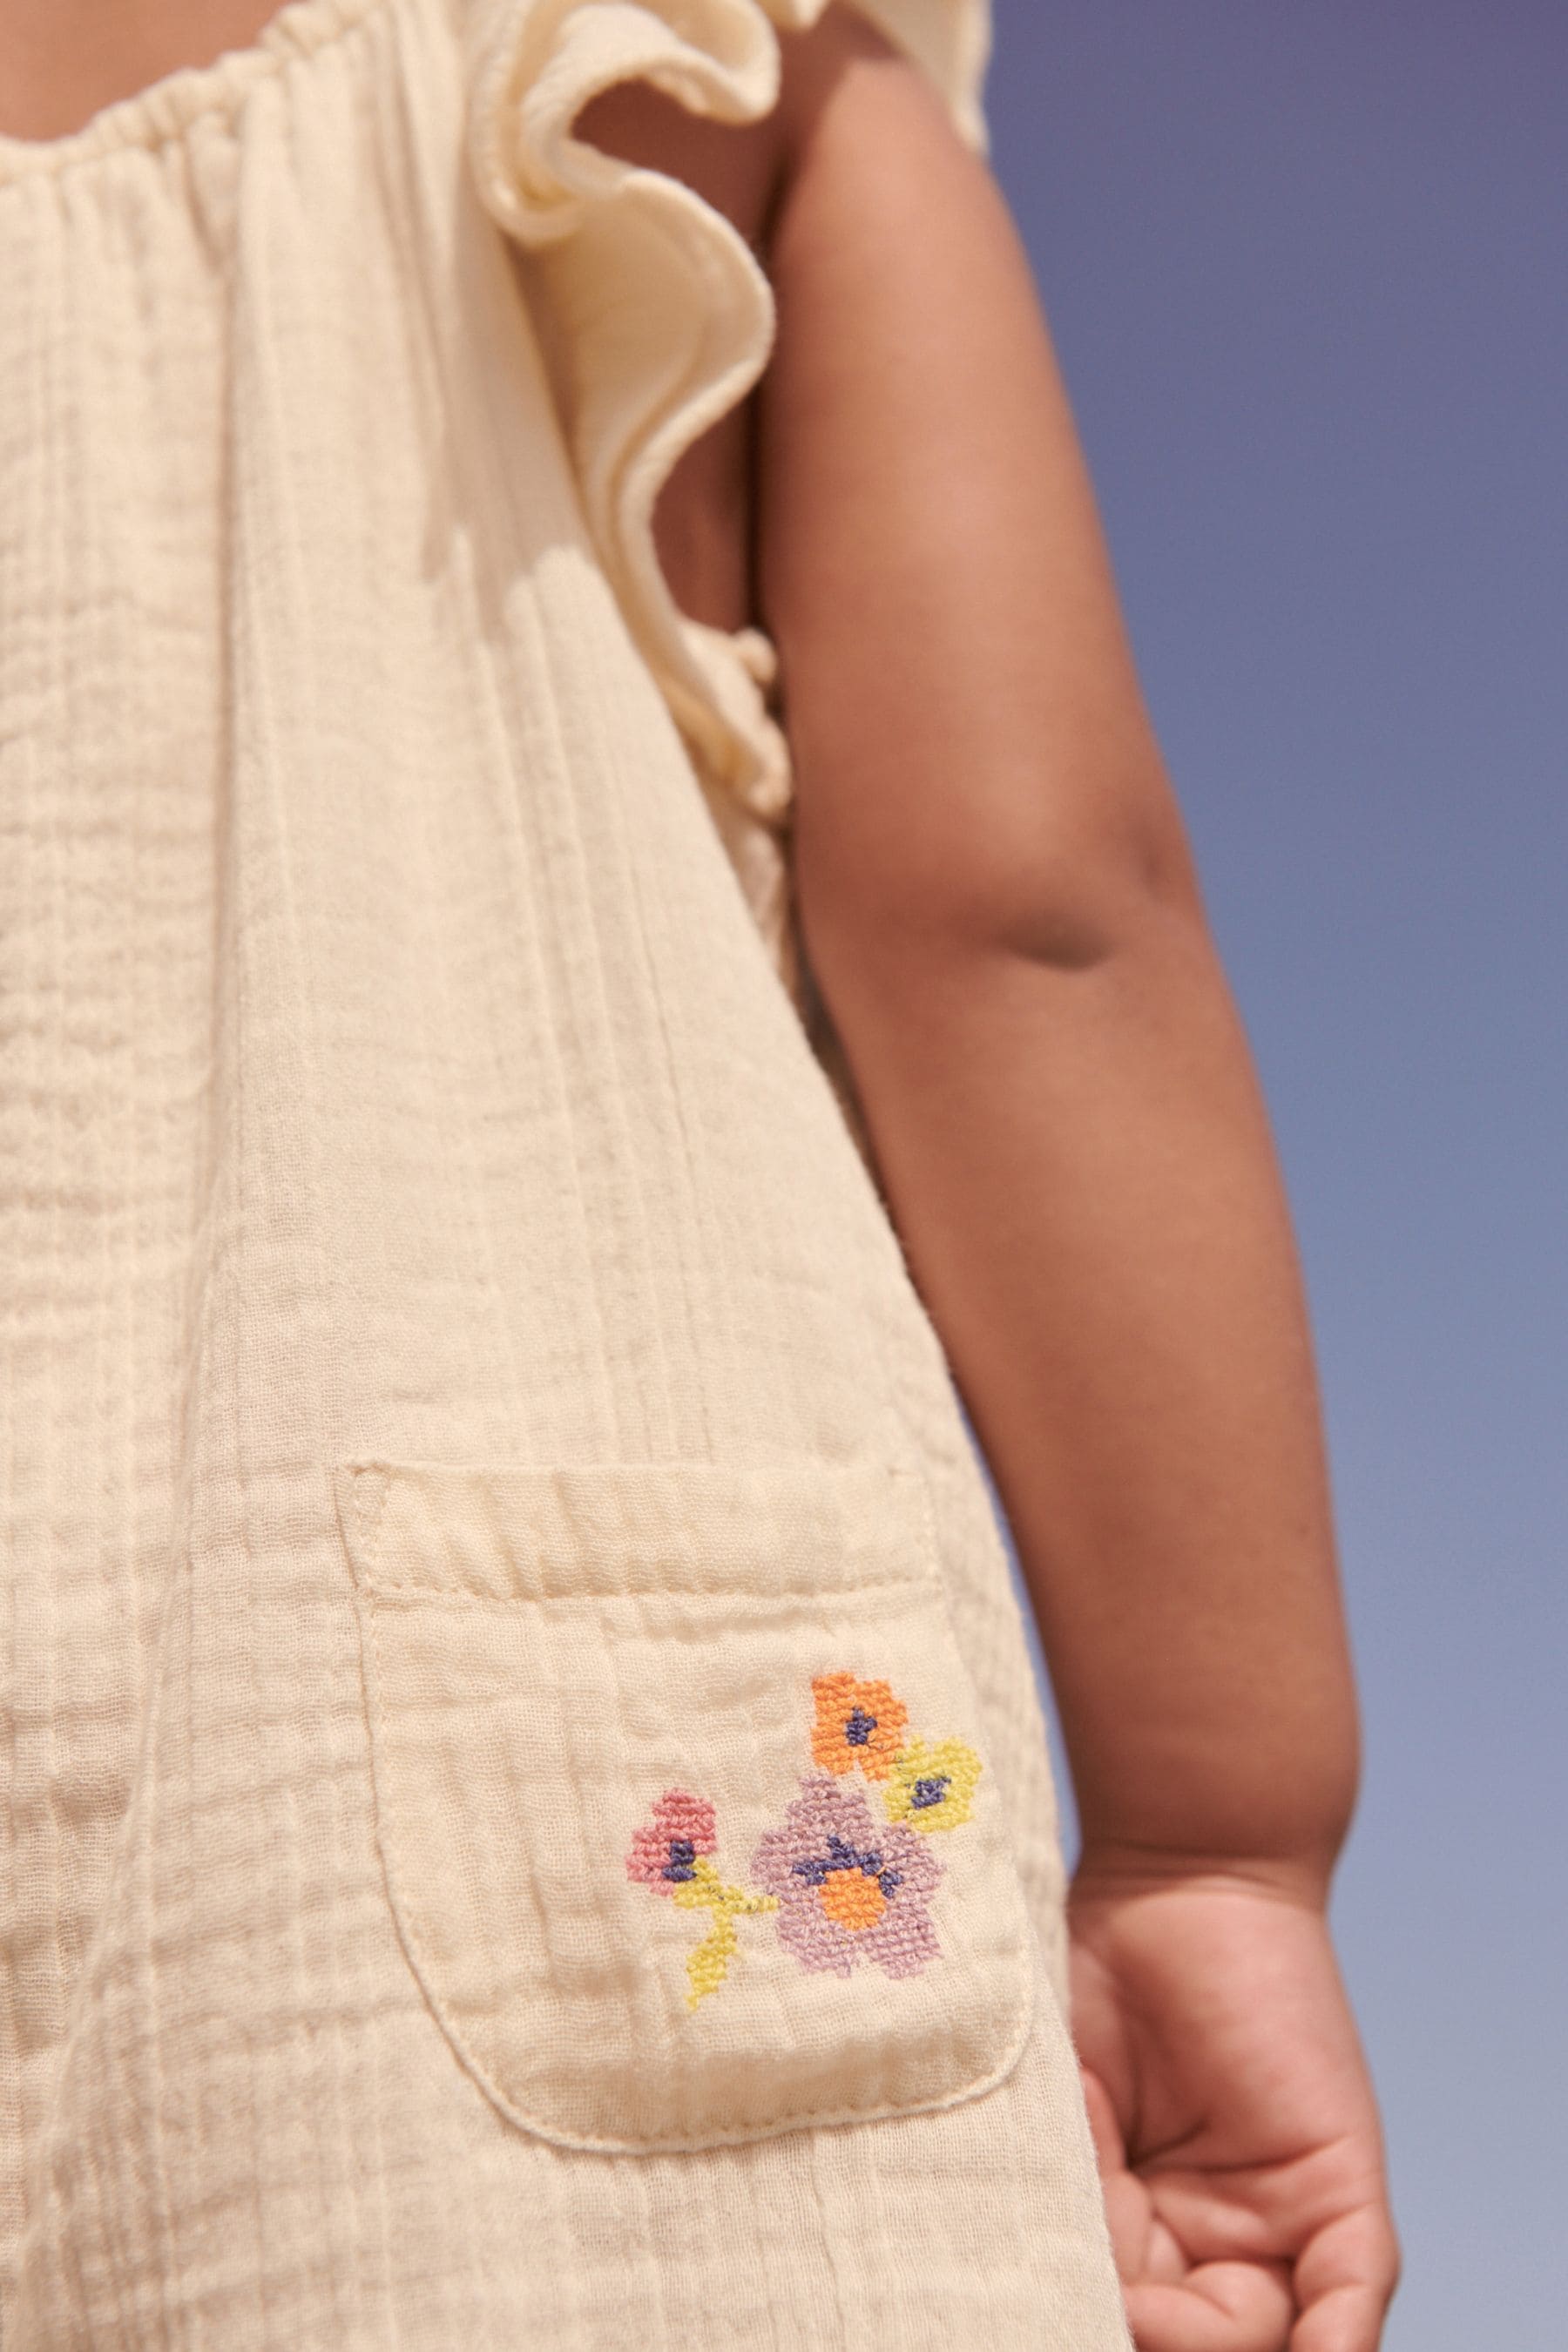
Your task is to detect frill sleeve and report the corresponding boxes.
[464,0,990,994]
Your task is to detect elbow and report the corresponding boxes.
[966,790,1206,971]
[794,754,1211,987]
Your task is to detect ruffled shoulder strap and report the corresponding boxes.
[464,0,990,985]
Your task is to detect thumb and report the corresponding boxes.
[1080,2063,1130,2180]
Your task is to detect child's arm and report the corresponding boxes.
[589,17,1398,2348]
[758,20,1397,2351]
[765,17,1360,1897]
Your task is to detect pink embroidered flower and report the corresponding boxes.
[626,1791,718,1895]
[751,1775,943,1981]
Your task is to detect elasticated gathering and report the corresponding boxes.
[0,0,389,180]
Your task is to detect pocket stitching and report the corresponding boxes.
[344,1463,1037,2154]
[360,1577,926,1607]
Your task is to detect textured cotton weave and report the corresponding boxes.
[0,1,1131,2342]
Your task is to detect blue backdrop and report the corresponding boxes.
[983,6,1567,2345]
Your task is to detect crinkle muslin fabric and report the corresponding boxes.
[0,0,1130,2342]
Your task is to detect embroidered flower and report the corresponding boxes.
[625,1791,718,1893]
[882,1735,983,1835]
[751,1774,943,1981]
[626,1676,987,2011]
[809,1672,909,1783]
[626,1792,775,2008]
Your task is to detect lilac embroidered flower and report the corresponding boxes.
[751,1774,943,1981]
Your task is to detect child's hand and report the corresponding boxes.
[1069,1868,1398,2352]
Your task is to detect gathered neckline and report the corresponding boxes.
[0,0,390,183]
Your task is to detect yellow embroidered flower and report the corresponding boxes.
[882,1736,983,1834]
[809,1673,909,1782]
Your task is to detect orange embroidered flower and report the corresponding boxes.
[809,1673,909,1782]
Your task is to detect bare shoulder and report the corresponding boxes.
[0,0,281,141]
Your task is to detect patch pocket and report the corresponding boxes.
[334,1458,1034,2153]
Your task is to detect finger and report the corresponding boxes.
[1143,2214,1189,2284]
[1126,2262,1295,2352]
[1080,2069,1163,2282]
[1290,2286,1396,2352]
[1143,2174,1294,2266]
[1080,2065,1129,2179]
[1291,2207,1401,2352]
[1102,2170,1159,2283]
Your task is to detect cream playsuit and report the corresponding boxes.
[0,0,1131,2342]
